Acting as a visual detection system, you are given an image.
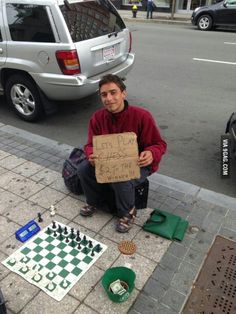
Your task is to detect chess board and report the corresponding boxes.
[2,221,107,301]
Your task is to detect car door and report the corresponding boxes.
[0,0,7,67]
[215,0,236,25]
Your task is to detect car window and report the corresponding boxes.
[6,4,55,42]
[60,0,126,42]
[0,29,2,42]
[226,0,236,5]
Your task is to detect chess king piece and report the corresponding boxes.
[50,205,56,217]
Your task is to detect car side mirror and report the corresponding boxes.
[223,0,227,7]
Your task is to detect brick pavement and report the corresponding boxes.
[0,123,236,314]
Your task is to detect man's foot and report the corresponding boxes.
[80,205,97,217]
[116,207,137,233]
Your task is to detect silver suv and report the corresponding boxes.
[0,0,134,121]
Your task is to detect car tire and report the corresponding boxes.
[197,15,213,31]
[5,74,45,122]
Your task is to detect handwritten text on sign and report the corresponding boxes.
[93,132,140,183]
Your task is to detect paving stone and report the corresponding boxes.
[93,234,121,270]
[212,205,229,216]
[147,200,163,209]
[201,215,221,234]
[219,227,236,241]
[222,217,236,231]
[31,168,61,185]
[0,273,39,313]
[155,303,178,314]
[21,291,78,314]
[0,190,24,215]
[167,242,188,259]
[143,278,167,301]
[171,261,199,295]
[100,217,140,243]
[158,197,180,211]
[175,202,194,213]
[0,172,45,199]
[74,304,98,314]
[134,230,170,263]
[74,209,112,233]
[190,231,215,253]
[184,247,206,267]
[0,166,7,176]
[38,159,53,168]
[0,155,25,170]
[172,207,188,219]
[29,186,66,209]
[69,265,103,301]
[49,179,70,195]
[3,199,45,225]
[169,190,186,201]
[135,207,153,226]
[152,264,175,287]
[132,292,159,314]
[0,251,10,280]
[159,252,181,271]
[226,209,236,219]
[12,161,44,177]
[180,234,195,248]
[128,309,140,314]
[161,288,186,312]
[195,199,214,210]
[0,216,20,245]
[84,282,139,314]
[112,253,156,290]
[0,233,23,256]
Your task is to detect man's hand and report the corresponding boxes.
[88,154,97,167]
[138,150,153,167]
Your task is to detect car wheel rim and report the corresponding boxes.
[199,17,209,29]
[10,84,35,116]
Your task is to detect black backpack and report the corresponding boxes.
[62,148,86,194]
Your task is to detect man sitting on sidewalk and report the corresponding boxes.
[78,74,167,233]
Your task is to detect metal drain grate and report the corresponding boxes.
[182,236,236,314]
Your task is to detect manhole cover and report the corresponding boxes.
[183,236,236,314]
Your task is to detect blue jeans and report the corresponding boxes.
[147,3,153,18]
[77,159,151,217]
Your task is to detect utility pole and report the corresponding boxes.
[171,0,176,19]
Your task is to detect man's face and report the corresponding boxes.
[100,82,126,113]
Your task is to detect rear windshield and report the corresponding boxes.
[60,0,126,42]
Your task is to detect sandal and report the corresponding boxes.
[116,207,137,233]
[80,205,97,217]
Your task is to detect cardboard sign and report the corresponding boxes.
[93,132,140,183]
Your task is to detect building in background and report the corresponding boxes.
[112,0,220,13]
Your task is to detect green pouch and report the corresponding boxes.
[142,208,189,241]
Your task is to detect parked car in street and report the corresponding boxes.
[191,0,236,30]
[226,112,236,160]
[0,0,134,121]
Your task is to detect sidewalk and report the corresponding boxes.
[118,10,192,25]
[0,123,236,314]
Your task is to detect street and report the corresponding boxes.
[0,22,236,197]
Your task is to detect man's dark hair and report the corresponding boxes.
[99,74,126,92]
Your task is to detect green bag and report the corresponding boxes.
[143,208,189,241]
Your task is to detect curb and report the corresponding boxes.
[122,17,191,25]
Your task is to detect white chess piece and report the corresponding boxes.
[62,279,68,288]
[34,272,41,281]
[50,205,56,217]
[48,271,54,279]
[48,281,54,290]
[10,257,16,264]
[22,256,28,263]
[22,263,28,272]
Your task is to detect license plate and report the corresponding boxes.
[103,46,115,60]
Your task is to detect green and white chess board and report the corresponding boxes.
[2,221,107,301]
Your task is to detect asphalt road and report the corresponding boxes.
[0,22,236,197]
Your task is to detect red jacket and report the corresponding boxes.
[84,102,167,173]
